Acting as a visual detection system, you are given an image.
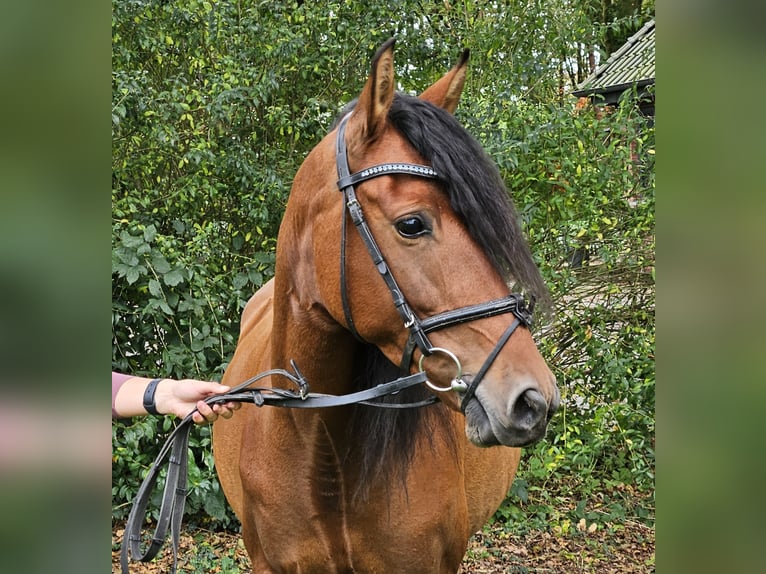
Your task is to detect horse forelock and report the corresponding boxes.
[388,95,550,308]
[333,94,550,308]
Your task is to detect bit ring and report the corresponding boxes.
[419,347,465,393]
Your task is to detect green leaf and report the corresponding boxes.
[119,230,144,249]
[159,300,174,315]
[163,268,184,286]
[203,492,227,521]
[143,224,157,243]
[148,279,162,297]
[126,267,141,285]
[115,246,139,266]
[232,272,248,290]
[166,292,179,309]
[247,269,263,286]
[151,254,172,274]
[113,262,131,277]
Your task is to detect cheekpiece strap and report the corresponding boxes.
[335,114,441,355]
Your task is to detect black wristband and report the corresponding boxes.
[143,378,163,415]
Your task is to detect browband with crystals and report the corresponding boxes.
[337,163,439,190]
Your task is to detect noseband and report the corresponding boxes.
[335,114,534,411]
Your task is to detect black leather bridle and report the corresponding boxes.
[335,113,535,411]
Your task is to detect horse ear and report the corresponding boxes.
[349,38,396,142]
[419,49,470,114]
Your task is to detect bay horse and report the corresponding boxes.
[213,39,559,573]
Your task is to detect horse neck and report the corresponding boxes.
[269,158,357,397]
[266,138,400,459]
[266,271,362,458]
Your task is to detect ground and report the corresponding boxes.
[113,519,654,573]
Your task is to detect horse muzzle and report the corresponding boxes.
[463,382,560,447]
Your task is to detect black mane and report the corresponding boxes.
[346,345,455,500]
[388,94,549,306]
[334,93,550,306]
[336,94,549,496]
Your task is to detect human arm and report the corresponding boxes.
[111,372,241,424]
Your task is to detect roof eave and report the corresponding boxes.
[572,78,655,102]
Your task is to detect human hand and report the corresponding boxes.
[154,379,242,424]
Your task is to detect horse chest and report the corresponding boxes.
[251,494,468,573]
[244,445,470,572]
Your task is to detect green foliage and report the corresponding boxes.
[112,0,654,535]
[112,414,233,528]
[478,93,655,534]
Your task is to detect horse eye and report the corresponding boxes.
[396,216,427,238]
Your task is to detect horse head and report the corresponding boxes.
[277,39,559,448]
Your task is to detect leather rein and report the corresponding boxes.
[121,113,535,573]
[120,363,431,574]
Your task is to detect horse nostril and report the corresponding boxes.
[510,389,548,431]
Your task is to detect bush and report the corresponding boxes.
[473,93,655,533]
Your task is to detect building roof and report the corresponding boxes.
[572,19,655,104]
